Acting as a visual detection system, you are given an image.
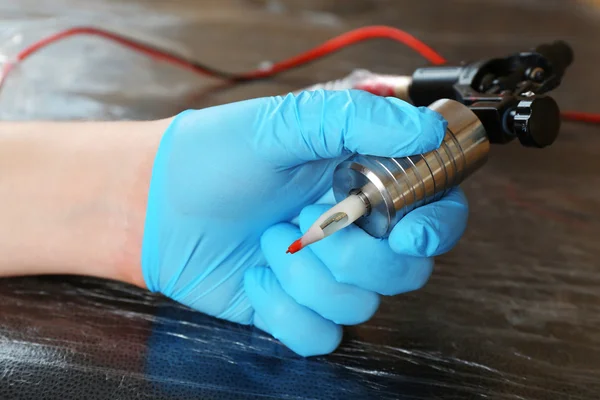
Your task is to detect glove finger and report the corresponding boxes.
[256,89,447,167]
[244,266,342,357]
[389,187,469,257]
[299,204,433,296]
[261,223,380,325]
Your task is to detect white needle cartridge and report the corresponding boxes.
[287,194,368,254]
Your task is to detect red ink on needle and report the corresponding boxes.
[286,239,303,254]
[285,194,369,254]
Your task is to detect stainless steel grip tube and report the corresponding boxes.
[332,99,490,238]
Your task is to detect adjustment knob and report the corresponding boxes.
[512,96,561,148]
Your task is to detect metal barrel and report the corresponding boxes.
[332,99,490,238]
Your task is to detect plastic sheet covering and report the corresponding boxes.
[0,19,219,121]
[2,1,600,399]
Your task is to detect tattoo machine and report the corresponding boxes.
[288,40,573,253]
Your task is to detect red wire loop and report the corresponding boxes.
[238,25,447,80]
[0,25,446,88]
[0,24,597,125]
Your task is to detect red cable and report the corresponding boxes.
[560,111,600,124]
[0,25,445,89]
[16,27,206,74]
[0,25,598,125]
[0,26,227,91]
[237,25,447,79]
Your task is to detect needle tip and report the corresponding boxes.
[286,239,303,254]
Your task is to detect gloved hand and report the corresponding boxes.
[142,89,469,357]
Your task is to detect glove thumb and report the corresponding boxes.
[254,89,447,167]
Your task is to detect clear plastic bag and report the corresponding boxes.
[0,18,212,120]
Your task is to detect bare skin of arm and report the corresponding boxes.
[0,119,171,288]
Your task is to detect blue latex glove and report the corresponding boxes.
[142,89,469,357]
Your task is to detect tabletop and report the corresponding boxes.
[0,1,599,399]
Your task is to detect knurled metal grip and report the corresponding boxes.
[332,99,490,238]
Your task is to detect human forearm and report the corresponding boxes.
[0,119,169,286]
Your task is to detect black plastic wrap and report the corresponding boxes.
[1,0,600,399]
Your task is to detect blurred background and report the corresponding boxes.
[0,0,598,120]
[1,1,600,399]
